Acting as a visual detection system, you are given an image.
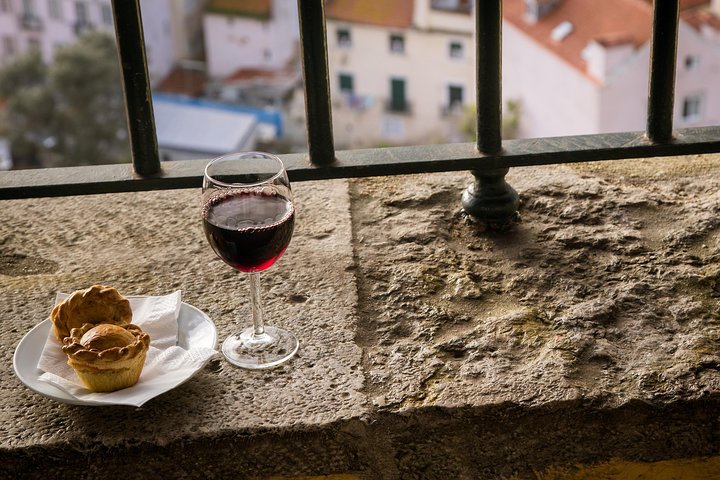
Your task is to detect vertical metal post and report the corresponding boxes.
[111,0,160,176]
[647,0,680,143]
[297,0,336,165]
[462,0,519,227]
[475,0,502,155]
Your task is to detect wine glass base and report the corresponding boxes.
[221,326,299,369]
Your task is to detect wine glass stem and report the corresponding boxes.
[248,272,265,337]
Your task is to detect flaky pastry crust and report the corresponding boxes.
[50,285,132,341]
[62,323,150,368]
[62,323,150,392]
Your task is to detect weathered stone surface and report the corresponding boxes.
[1,180,365,477]
[2,155,720,479]
[352,158,720,415]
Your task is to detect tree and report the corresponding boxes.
[0,32,130,169]
[459,99,522,142]
[0,51,53,168]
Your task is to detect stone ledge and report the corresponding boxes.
[2,154,720,478]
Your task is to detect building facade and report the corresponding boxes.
[503,0,720,138]
[0,0,204,86]
[324,0,720,147]
[326,0,476,148]
[0,0,115,65]
[203,0,299,79]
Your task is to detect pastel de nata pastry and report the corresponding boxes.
[50,285,132,341]
[62,323,150,392]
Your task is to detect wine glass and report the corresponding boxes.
[202,152,298,369]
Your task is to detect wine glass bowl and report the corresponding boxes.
[202,152,298,369]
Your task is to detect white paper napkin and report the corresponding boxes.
[37,291,217,407]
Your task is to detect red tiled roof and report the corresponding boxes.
[225,67,282,82]
[637,0,711,11]
[682,8,720,31]
[593,32,636,48]
[678,0,712,9]
[156,67,208,98]
[206,0,271,19]
[325,0,414,28]
[504,0,654,75]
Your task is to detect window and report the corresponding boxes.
[28,37,41,51]
[389,78,407,112]
[448,84,464,109]
[550,21,574,42]
[22,0,36,15]
[339,73,354,94]
[431,0,471,14]
[682,94,703,123]
[48,0,62,19]
[75,1,88,23]
[390,34,404,54]
[449,41,463,59]
[685,55,700,71]
[101,4,113,26]
[2,36,15,56]
[337,28,351,47]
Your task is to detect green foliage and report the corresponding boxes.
[459,99,522,142]
[0,32,130,168]
[0,50,46,96]
[503,99,521,139]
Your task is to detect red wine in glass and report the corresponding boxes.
[203,190,295,273]
[203,151,299,369]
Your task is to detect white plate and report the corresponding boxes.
[13,302,217,406]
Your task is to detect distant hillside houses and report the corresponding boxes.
[0,0,205,85]
[319,0,720,146]
[1,0,718,159]
[504,0,720,138]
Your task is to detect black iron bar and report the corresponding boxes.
[297,0,336,165]
[463,0,517,224]
[3,127,718,199]
[647,0,680,143]
[475,0,502,154]
[111,0,160,175]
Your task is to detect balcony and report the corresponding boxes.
[440,102,465,117]
[19,13,43,32]
[384,98,412,115]
[73,20,95,36]
[2,0,720,478]
[333,92,373,111]
[3,153,720,478]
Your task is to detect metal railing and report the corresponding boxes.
[1,0,719,223]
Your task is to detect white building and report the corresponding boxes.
[201,0,302,145]
[0,0,115,65]
[322,0,720,147]
[0,0,204,86]
[0,138,12,170]
[137,0,206,85]
[503,0,720,137]
[203,0,299,79]
[326,0,476,148]
[503,0,720,138]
